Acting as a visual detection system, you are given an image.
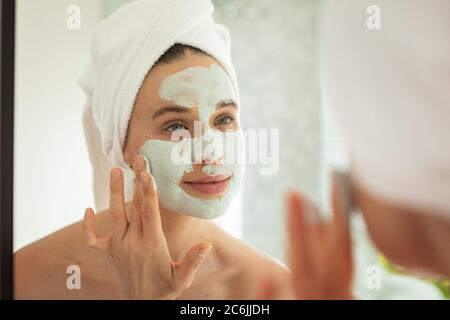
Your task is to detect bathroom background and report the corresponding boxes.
[13,0,444,299]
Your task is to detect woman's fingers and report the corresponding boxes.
[300,198,328,273]
[331,172,353,249]
[330,176,353,285]
[286,191,311,278]
[83,208,111,253]
[331,174,352,261]
[174,243,212,290]
[83,208,98,247]
[109,168,128,246]
[127,155,146,241]
[256,275,284,300]
[141,170,163,244]
[287,191,332,298]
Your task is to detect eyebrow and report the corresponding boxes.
[216,99,238,110]
[152,105,189,120]
[152,100,238,120]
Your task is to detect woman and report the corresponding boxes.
[14,0,290,299]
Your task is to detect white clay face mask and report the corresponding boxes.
[138,63,245,219]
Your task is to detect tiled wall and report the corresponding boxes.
[213,0,323,262]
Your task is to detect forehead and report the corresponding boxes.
[135,54,231,114]
[159,63,235,107]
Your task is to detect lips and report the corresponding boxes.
[183,175,231,195]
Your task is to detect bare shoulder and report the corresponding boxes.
[208,223,291,299]
[234,242,291,297]
[14,238,66,299]
[13,212,99,299]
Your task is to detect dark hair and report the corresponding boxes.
[155,43,207,65]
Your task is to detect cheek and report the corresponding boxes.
[141,139,193,178]
[125,129,155,165]
[123,128,139,164]
[132,119,169,149]
[232,118,240,130]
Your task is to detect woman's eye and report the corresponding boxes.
[215,115,234,126]
[164,122,188,133]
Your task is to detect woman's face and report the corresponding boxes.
[123,52,244,219]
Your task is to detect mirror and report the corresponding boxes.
[11,0,446,300]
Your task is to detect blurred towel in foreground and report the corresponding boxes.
[321,0,450,220]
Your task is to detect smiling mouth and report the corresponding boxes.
[183,175,231,195]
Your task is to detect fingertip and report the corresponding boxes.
[83,208,93,221]
[286,190,302,210]
[286,193,309,249]
[196,242,213,257]
[258,275,278,300]
[286,191,303,222]
[82,208,96,243]
[140,154,150,173]
[285,189,297,202]
[134,155,146,173]
[111,168,122,183]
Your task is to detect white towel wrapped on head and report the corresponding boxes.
[78,0,239,210]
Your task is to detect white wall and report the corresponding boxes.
[14,0,104,251]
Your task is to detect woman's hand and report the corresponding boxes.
[82,155,212,300]
[259,177,354,300]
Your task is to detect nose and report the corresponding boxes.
[191,128,225,165]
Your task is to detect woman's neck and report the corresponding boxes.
[159,206,210,261]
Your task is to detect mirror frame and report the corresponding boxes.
[0,0,15,300]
